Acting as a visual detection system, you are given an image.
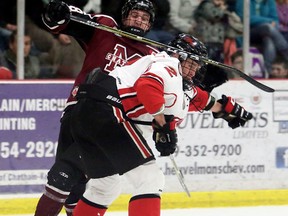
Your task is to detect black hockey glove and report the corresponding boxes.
[213,95,253,129]
[44,0,71,26]
[152,115,178,156]
[192,65,228,92]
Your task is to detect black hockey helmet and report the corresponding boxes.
[168,33,208,62]
[169,33,228,92]
[168,33,209,89]
[121,0,155,36]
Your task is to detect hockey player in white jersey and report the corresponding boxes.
[70,33,253,216]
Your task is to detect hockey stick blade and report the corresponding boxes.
[70,15,274,93]
[169,155,191,197]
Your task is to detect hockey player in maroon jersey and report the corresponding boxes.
[69,33,253,216]
[34,0,159,215]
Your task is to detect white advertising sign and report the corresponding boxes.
[123,80,288,193]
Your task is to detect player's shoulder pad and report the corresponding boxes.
[148,54,180,80]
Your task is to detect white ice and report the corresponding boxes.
[5,205,288,216]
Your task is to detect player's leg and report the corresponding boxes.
[34,107,88,216]
[73,174,122,216]
[69,100,124,215]
[34,140,85,216]
[124,160,165,216]
[99,117,164,216]
[70,99,158,215]
[64,181,87,216]
[59,110,87,216]
[68,146,122,216]
[33,184,68,216]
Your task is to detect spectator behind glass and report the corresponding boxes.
[270,57,288,78]
[194,0,228,63]
[192,0,232,84]
[83,0,101,13]
[276,0,288,42]
[0,0,86,79]
[0,66,13,79]
[0,30,40,79]
[26,0,86,79]
[144,0,174,44]
[231,49,243,71]
[168,0,203,34]
[0,1,17,52]
[230,48,268,78]
[235,0,288,73]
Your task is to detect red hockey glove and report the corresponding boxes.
[152,115,178,156]
[213,95,253,129]
[44,0,71,25]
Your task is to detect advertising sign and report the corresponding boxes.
[153,80,288,193]
[0,80,288,194]
[0,81,72,193]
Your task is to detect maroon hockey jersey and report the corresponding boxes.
[43,5,159,107]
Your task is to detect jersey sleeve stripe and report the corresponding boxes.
[140,73,164,86]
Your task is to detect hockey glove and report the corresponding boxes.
[193,64,228,92]
[44,0,71,25]
[213,95,253,129]
[152,115,178,156]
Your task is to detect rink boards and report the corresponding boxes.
[0,79,288,214]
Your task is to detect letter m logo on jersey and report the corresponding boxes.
[164,66,177,77]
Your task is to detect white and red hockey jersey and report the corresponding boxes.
[109,52,212,125]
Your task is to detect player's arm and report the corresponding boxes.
[212,95,253,129]
[135,73,178,156]
[188,86,216,112]
[189,87,252,129]
[135,72,165,117]
[42,1,116,44]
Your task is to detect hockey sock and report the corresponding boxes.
[73,198,107,216]
[128,194,161,216]
[64,202,76,216]
[34,185,69,216]
[64,183,86,216]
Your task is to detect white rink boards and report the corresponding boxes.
[0,80,288,214]
[120,80,288,193]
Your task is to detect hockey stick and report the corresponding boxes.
[169,154,191,197]
[70,14,274,93]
